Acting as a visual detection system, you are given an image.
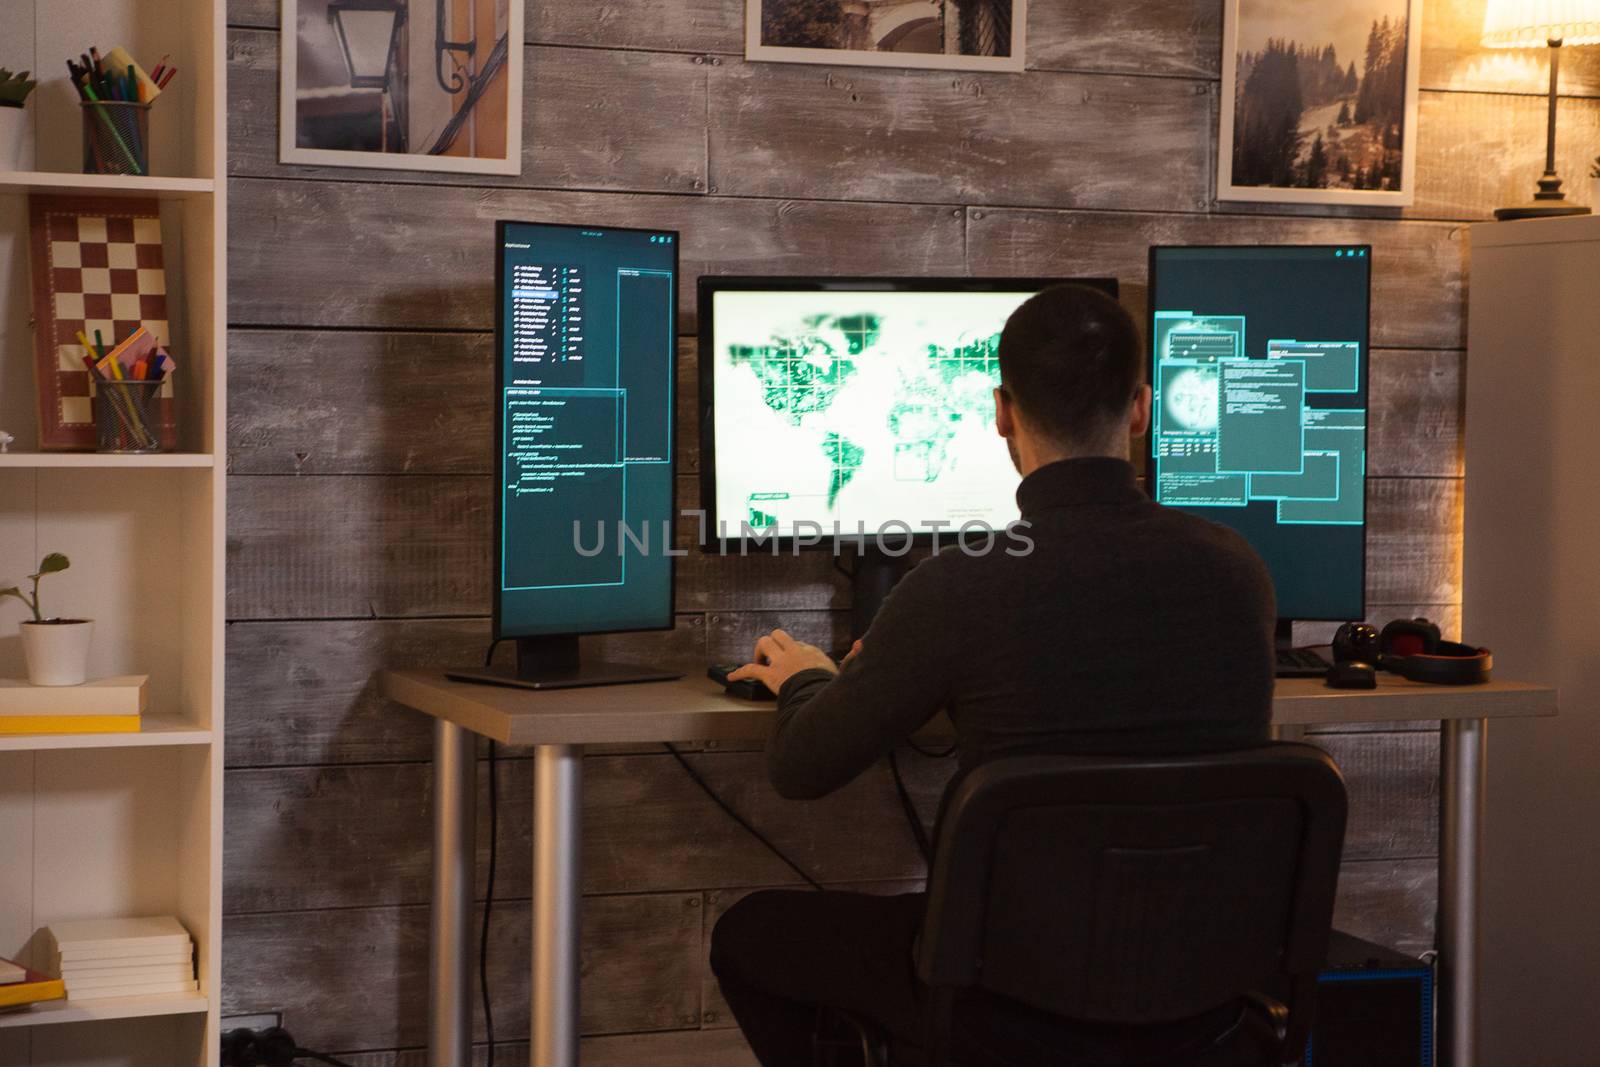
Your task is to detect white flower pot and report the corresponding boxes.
[20,620,94,686]
[0,106,25,171]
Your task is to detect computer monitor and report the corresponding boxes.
[451,220,683,690]
[1148,245,1370,627]
[699,276,1117,635]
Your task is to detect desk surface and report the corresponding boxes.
[379,670,1557,747]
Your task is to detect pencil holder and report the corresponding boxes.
[93,380,163,454]
[80,101,149,176]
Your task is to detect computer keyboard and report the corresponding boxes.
[1276,647,1333,679]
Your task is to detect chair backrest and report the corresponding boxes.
[915,743,1347,1044]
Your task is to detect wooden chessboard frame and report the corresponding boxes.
[27,194,177,451]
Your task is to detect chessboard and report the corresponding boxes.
[28,195,177,450]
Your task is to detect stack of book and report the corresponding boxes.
[0,957,66,1013]
[0,675,146,735]
[45,917,196,999]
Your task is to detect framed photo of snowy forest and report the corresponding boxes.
[1219,0,1422,206]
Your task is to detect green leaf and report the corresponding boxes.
[0,586,21,600]
[33,553,69,577]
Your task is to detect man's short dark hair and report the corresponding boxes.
[997,284,1143,448]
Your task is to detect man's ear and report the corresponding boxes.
[994,387,1016,439]
[1129,384,1153,438]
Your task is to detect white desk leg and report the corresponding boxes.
[533,743,584,1067]
[430,718,477,1067]
[1440,718,1486,1067]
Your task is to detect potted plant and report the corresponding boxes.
[2,554,93,687]
[0,68,36,171]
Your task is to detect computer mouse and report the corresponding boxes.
[706,664,776,701]
[1325,660,1378,690]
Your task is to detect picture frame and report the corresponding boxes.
[279,0,523,175]
[1219,0,1422,207]
[746,0,1027,74]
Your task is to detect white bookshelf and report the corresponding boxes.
[0,991,210,1031]
[0,453,215,469]
[0,173,215,200]
[0,2,225,1065]
[0,716,214,753]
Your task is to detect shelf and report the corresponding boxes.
[0,991,209,1030]
[0,715,212,752]
[0,171,215,200]
[0,452,215,469]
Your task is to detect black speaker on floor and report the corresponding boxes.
[1298,931,1434,1066]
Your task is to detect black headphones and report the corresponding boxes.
[1331,618,1493,685]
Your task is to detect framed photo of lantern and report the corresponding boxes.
[279,0,523,175]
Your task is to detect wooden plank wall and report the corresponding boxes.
[220,1,1600,1061]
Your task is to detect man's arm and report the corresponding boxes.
[729,560,953,800]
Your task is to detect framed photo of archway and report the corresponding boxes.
[279,0,524,175]
[1219,0,1422,206]
[747,0,1027,73]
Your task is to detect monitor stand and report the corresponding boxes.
[1276,618,1295,653]
[445,635,682,692]
[847,545,912,643]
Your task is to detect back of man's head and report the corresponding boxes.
[998,284,1143,453]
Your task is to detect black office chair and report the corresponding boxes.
[824,742,1348,1067]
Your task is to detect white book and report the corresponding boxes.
[0,676,148,716]
[48,916,190,954]
[0,960,23,985]
[59,948,194,971]
[61,963,194,985]
[66,978,199,1000]
[57,943,193,965]
[65,966,194,991]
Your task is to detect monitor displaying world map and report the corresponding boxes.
[704,286,1040,539]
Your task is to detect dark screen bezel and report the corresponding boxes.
[1146,244,1371,623]
[696,275,1119,553]
[493,218,681,642]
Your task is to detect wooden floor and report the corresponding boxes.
[216,0,1600,1059]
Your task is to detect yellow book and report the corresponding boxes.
[0,958,65,1010]
[0,716,140,735]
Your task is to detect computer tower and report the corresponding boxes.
[1299,931,1434,1067]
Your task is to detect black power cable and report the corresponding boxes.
[666,742,823,890]
[906,737,957,759]
[218,1026,357,1067]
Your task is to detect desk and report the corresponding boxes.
[379,670,1556,1067]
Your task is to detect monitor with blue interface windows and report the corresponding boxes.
[449,220,683,690]
[1148,245,1370,628]
[699,276,1117,636]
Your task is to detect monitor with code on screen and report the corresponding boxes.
[1149,245,1370,622]
[493,220,678,646]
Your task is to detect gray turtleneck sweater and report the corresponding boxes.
[768,457,1277,800]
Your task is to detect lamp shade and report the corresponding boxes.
[1482,0,1600,47]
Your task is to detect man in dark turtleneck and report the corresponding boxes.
[711,284,1277,1066]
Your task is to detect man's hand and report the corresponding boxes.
[728,629,840,694]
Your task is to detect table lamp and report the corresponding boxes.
[1482,0,1600,219]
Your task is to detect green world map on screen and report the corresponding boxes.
[710,289,1029,535]
[726,312,1005,516]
